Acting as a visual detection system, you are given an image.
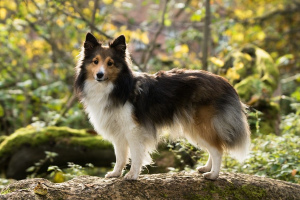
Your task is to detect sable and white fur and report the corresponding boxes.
[75,33,251,180]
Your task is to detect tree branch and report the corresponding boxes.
[174,0,191,18]
[90,0,99,33]
[141,0,169,72]
[53,3,113,39]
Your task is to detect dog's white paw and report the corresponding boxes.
[197,166,211,173]
[203,172,219,180]
[105,171,121,178]
[124,171,139,180]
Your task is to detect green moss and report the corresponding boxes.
[159,193,168,198]
[240,184,266,199]
[0,126,113,158]
[0,188,14,195]
[69,136,112,149]
[0,136,7,144]
[185,181,266,200]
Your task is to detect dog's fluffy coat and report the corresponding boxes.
[75,33,251,180]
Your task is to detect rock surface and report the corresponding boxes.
[1,172,299,199]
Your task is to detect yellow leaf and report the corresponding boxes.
[226,68,240,81]
[103,23,117,31]
[12,60,17,66]
[174,60,181,66]
[257,31,266,41]
[159,54,170,62]
[233,33,244,42]
[174,44,189,59]
[67,6,74,13]
[53,171,65,183]
[19,38,26,46]
[103,0,113,5]
[140,32,149,44]
[181,44,189,53]
[89,0,94,8]
[56,19,64,27]
[234,62,244,70]
[83,8,91,18]
[210,57,224,67]
[77,23,85,29]
[0,8,7,20]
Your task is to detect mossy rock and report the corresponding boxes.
[0,126,114,179]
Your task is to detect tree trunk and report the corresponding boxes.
[1,172,299,199]
[202,0,211,71]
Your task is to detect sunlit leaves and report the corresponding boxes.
[190,8,205,22]
[103,0,113,5]
[210,57,224,67]
[234,9,253,20]
[174,44,189,58]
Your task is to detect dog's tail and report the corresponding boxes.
[213,100,251,162]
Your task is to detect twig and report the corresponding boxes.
[174,0,191,18]
[51,93,77,126]
[281,74,300,84]
[68,2,113,39]
[141,0,169,72]
[90,0,99,33]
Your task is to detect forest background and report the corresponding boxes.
[0,0,299,186]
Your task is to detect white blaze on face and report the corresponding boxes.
[99,65,105,74]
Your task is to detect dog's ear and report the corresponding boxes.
[109,35,126,54]
[84,32,100,49]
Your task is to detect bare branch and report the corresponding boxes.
[90,0,99,33]
[141,0,169,72]
[174,0,191,18]
[54,3,112,39]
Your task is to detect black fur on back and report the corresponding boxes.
[127,69,240,129]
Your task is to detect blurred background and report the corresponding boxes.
[0,0,299,186]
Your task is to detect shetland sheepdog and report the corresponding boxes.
[75,33,251,180]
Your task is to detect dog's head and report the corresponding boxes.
[75,33,134,104]
[80,33,129,83]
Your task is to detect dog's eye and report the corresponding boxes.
[93,60,98,65]
[107,61,113,66]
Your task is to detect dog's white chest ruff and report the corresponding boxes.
[82,80,135,141]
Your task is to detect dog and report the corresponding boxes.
[75,33,251,180]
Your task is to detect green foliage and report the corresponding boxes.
[24,150,99,183]
[26,151,58,178]
[281,103,300,136]
[221,132,300,183]
[46,162,104,183]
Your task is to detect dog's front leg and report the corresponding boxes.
[123,140,144,180]
[105,139,128,178]
[124,127,150,180]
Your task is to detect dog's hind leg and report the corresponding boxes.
[105,138,129,178]
[201,145,223,180]
[197,154,212,173]
[189,105,223,180]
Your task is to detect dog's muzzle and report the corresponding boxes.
[96,71,106,82]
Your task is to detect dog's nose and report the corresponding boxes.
[96,71,104,79]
